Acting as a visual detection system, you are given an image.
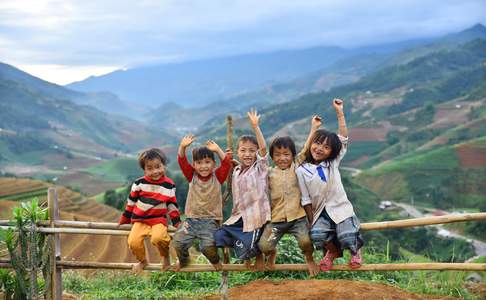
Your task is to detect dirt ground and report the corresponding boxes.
[205,279,461,300]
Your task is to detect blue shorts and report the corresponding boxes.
[214,218,263,260]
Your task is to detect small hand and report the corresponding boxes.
[180,134,196,148]
[247,109,260,128]
[311,115,322,130]
[225,148,233,159]
[333,98,344,112]
[206,140,220,152]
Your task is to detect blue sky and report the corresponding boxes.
[0,0,485,84]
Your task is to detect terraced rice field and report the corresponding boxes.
[0,177,162,264]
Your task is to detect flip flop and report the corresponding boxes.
[319,250,337,271]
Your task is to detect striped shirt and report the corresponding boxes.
[118,176,181,227]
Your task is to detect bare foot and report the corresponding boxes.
[132,260,147,274]
[254,254,265,272]
[173,261,182,272]
[266,251,276,270]
[212,262,223,271]
[305,255,320,277]
[161,256,171,271]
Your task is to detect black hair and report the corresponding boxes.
[303,129,342,165]
[192,146,215,162]
[138,148,167,169]
[269,136,296,159]
[237,135,258,148]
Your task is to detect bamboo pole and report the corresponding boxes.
[1,258,485,271]
[48,187,62,300]
[55,261,486,272]
[2,212,485,233]
[361,213,486,231]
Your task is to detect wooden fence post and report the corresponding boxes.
[221,247,230,300]
[48,187,62,300]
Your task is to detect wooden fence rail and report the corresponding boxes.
[1,187,486,300]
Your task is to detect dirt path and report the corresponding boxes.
[205,279,458,300]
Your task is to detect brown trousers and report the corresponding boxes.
[127,222,171,262]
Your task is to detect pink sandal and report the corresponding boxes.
[319,250,338,271]
[349,252,362,269]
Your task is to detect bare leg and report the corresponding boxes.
[266,250,277,270]
[254,253,265,271]
[173,260,182,272]
[132,260,147,274]
[304,252,319,277]
[161,256,171,271]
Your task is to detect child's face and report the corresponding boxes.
[310,139,332,163]
[144,158,165,181]
[193,157,216,177]
[272,146,293,170]
[237,140,258,168]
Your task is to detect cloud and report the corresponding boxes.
[1,0,485,84]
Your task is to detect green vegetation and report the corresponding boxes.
[0,199,51,300]
[62,236,481,299]
[84,158,141,183]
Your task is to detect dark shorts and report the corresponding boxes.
[173,218,220,265]
[214,218,263,260]
[310,209,364,255]
[258,217,313,255]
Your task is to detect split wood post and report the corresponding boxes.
[221,248,230,300]
[221,115,233,300]
[48,187,62,300]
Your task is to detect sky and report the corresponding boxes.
[0,0,485,85]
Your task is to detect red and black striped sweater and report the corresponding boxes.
[118,176,181,227]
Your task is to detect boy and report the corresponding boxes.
[119,148,181,274]
[173,135,231,271]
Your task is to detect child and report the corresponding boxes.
[296,99,364,271]
[119,148,181,274]
[214,109,270,271]
[173,136,231,271]
[258,116,321,276]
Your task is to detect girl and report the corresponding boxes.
[296,99,364,271]
[214,109,270,271]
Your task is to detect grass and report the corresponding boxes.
[62,249,483,299]
[84,158,141,183]
[0,189,47,201]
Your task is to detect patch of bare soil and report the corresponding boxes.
[456,145,486,168]
[205,279,459,300]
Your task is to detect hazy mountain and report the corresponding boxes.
[0,62,137,118]
[0,64,176,166]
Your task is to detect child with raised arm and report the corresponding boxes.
[118,148,181,274]
[258,116,321,276]
[172,136,232,271]
[296,99,364,271]
[214,109,270,271]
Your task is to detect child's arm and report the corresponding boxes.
[178,134,196,181]
[178,134,195,158]
[296,169,313,228]
[206,140,225,160]
[333,99,348,137]
[247,109,267,157]
[207,140,232,184]
[118,183,139,225]
[296,115,322,164]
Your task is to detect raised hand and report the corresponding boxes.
[311,115,322,130]
[180,134,196,149]
[333,98,344,112]
[247,109,261,128]
[206,140,221,152]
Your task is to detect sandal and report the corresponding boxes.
[319,250,338,271]
[349,252,362,269]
